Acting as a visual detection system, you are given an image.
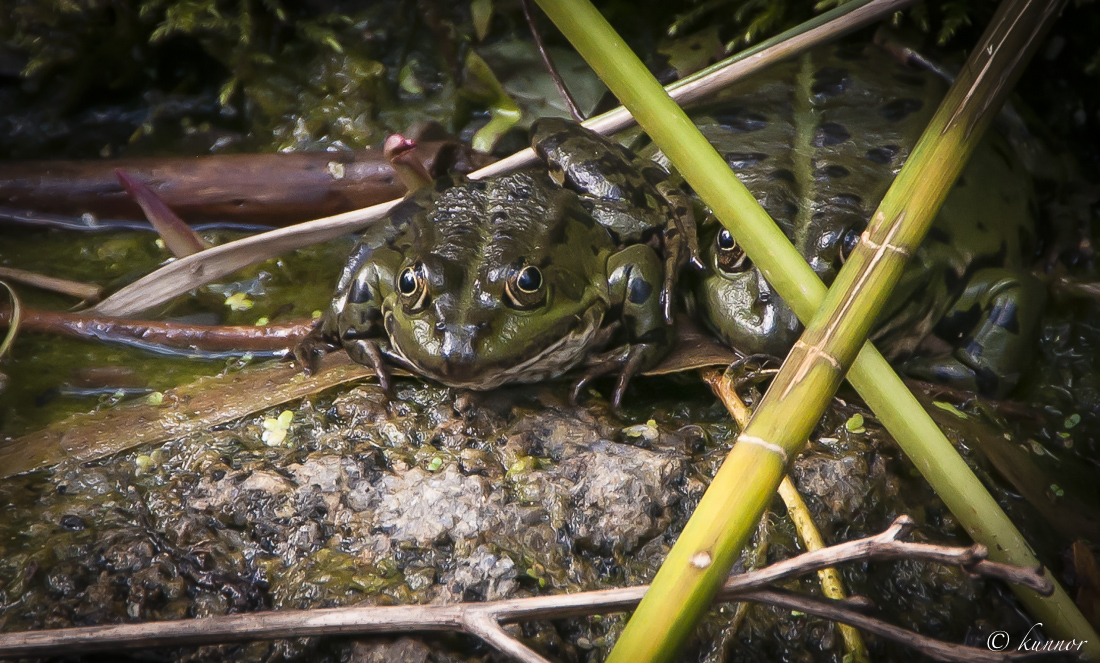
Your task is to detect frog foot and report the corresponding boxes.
[654,176,703,323]
[292,324,338,376]
[903,267,1045,398]
[570,344,652,412]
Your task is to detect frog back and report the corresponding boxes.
[679,45,1037,359]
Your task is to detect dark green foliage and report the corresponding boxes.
[7,0,1093,160]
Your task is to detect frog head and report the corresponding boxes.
[694,221,804,357]
[379,172,615,390]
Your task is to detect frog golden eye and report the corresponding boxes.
[505,264,546,309]
[397,264,429,310]
[715,229,751,273]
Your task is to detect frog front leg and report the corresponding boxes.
[532,118,700,322]
[902,268,1046,397]
[293,241,376,375]
[334,260,402,392]
[572,243,672,410]
[640,161,704,318]
[296,240,401,390]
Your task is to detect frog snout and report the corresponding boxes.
[440,325,476,361]
[436,322,491,377]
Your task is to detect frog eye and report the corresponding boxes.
[715,229,752,273]
[516,266,542,292]
[839,227,863,264]
[398,268,417,294]
[505,264,546,309]
[397,264,429,310]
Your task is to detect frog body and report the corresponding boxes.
[684,46,1045,396]
[300,119,689,407]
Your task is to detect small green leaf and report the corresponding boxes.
[844,414,865,434]
[623,420,659,441]
[262,410,295,447]
[225,292,254,311]
[1065,413,1081,429]
[134,455,155,475]
[399,61,424,95]
[464,50,522,153]
[471,0,493,41]
[932,401,968,419]
[427,456,443,472]
[1050,484,1064,498]
[218,76,239,107]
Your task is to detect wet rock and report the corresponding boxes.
[355,466,503,546]
[558,441,683,554]
[344,637,433,663]
[436,545,517,602]
[0,379,1041,662]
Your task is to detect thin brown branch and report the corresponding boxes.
[521,0,585,122]
[0,281,20,361]
[0,518,1053,661]
[902,378,1048,424]
[739,588,1054,662]
[465,613,552,663]
[0,306,310,356]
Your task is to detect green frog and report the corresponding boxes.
[685,45,1047,396]
[297,118,698,408]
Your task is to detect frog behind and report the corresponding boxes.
[298,120,695,408]
[686,45,1047,396]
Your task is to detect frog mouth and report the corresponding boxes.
[387,306,606,391]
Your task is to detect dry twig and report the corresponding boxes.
[0,266,103,303]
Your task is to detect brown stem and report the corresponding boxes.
[521,0,585,122]
[739,588,1053,662]
[0,307,311,356]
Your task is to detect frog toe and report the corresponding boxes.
[571,344,653,412]
[345,338,393,392]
